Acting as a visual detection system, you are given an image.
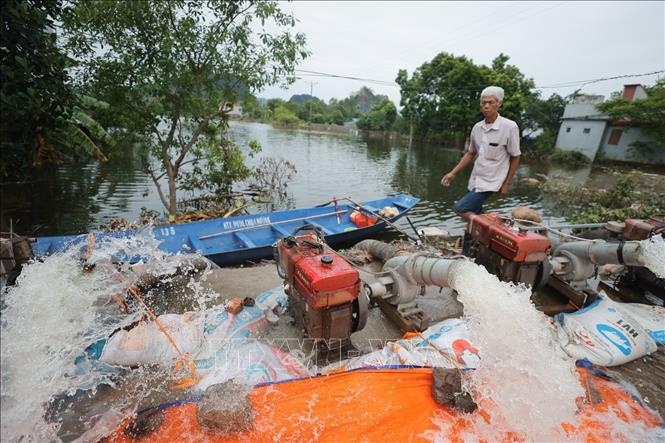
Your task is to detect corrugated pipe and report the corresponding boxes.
[354,239,399,263]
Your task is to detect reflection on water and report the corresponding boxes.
[3,121,657,237]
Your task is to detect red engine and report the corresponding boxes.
[464,214,552,287]
[276,231,367,349]
[623,217,665,241]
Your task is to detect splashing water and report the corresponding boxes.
[0,230,215,442]
[446,261,584,441]
[640,236,665,278]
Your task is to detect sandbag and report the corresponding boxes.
[556,293,658,366]
[196,341,311,391]
[201,304,269,346]
[323,318,479,373]
[417,318,480,368]
[619,303,665,344]
[100,313,205,366]
[254,286,288,323]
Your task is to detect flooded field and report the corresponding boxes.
[1,122,664,441]
[2,231,664,441]
[3,121,664,238]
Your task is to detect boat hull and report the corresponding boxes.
[32,194,420,267]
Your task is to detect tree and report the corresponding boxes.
[64,0,308,217]
[523,93,566,136]
[0,0,74,179]
[273,105,301,125]
[328,109,344,126]
[480,53,536,133]
[597,80,665,154]
[357,99,397,131]
[396,52,486,140]
[396,52,537,142]
[520,92,566,159]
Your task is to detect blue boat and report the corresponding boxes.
[32,194,420,266]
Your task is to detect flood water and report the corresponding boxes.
[2,122,665,442]
[0,120,660,237]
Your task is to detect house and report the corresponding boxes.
[219,101,243,117]
[554,85,665,164]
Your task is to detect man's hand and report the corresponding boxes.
[499,183,510,196]
[441,172,455,187]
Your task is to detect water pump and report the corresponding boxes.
[275,227,368,350]
[463,213,552,288]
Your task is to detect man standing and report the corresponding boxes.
[441,86,521,220]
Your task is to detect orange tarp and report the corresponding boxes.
[105,368,662,443]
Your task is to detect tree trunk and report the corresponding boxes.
[167,171,177,221]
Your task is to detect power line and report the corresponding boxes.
[535,70,665,89]
[444,2,564,52]
[293,68,665,92]
[387,2,526,69]
[295,69,396,87]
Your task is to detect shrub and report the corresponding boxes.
[550,148,591,165]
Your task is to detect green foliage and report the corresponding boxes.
[391,114,411,134]
[179,135,259,196]
[523,93,566,136]
[328,109,345,126]
[63,0,308,216]
[1,0,74,179]
[541,174,664,224]
[396,52,538,142]
[244,86,388,127]
[550,148,591,165]
[273,106,301,125]
[356,99,397,131]
[479,54,536,132]
[597,80,665,155]
[522,130,557,160]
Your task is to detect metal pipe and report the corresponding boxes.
[521,223,608,231]
[379,254,467,304]
[554,240,644,267]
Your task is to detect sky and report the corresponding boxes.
[260,1,665,105]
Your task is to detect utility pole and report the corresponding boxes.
[308,80,316,131]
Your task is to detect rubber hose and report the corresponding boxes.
[353,239,398,263]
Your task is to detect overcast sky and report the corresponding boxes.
[260,1,665,105]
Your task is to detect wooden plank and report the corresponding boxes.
[546,275,596,308]
[374,296,429,333]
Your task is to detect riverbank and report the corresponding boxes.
[201,258,665,418]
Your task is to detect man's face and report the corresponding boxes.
[480,96,501,120]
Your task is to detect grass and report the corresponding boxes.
[550,148,591,165]
[540,173,665,224]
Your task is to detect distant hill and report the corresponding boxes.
[289,94,320,104]
[353,86,388,114]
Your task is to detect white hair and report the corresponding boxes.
[480,86,504,103]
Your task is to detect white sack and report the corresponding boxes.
[556,293,657,366]
[100,313,204,366]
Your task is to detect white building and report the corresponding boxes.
[219,101,243,117]
[554,85,665,164]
